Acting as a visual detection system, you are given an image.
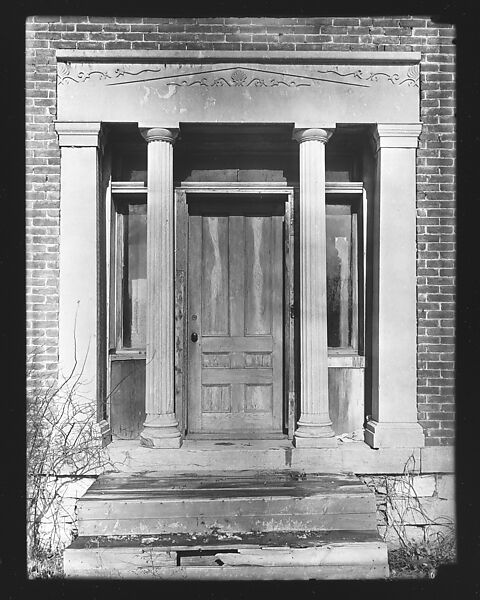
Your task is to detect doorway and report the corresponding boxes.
[185,193,289,438]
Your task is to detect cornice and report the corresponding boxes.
[55,49,422,65]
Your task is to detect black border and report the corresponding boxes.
[7,1,478,598]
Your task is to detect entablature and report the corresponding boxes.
[56,49,421,126]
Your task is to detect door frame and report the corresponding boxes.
[174,182,295,440]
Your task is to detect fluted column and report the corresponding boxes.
[139,127,181,448]
[293,128,336,447]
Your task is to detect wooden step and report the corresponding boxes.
[64,530,389,579]
[76,471,377,536]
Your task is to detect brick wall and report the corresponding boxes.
[25,16,456,444]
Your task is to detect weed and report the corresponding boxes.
[26,332,114,578]
[363,454,456,578]
[388,530,456,578]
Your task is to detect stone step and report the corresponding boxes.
[64,530,389,579]
[108,439,423,474]
[76,471,377,536]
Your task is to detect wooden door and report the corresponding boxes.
[187,197,284,437]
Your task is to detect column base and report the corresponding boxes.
[293,420,337,448]
[140,414,182,449]
[364,420,425,449]
[293,435,338,448]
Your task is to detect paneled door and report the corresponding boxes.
[187,197,284,437]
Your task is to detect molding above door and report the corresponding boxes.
[179,182,294,195]
[56,49,421,65]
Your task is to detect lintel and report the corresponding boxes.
[111,182,364,194]
[55,49,421,65]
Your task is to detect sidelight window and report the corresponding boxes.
[326,196,363,352]
[108,191,147,440]
[112,195,147,349]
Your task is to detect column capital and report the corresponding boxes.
[372,123,422,152]
[293,128,334,144]
[54,121,103,148]
[140,127,179,144]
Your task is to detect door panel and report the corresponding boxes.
[245,217,272,335]
[201,216,229,335]
[188,198,284,437]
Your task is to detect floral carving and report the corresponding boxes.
[58,63,165,85]
[231,69,248,85]
[167,74,311,88]
[58,62,115,84]
[58,63,419,89]
[407,64,420,82]
[317,66,420,87]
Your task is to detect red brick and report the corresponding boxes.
[75,23,103,32]
[115,17,144,24]
[332,18,360,26]
[87,16,116,23]
[25,15,456,443]
[103,24,130,32]
[104,42,132,50]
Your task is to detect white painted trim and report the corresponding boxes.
[326,182,364,193]
[111,181,363,194]
[55,49,422,65]
[112,182,147,193]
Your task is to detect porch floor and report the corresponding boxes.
[107,438,423,474]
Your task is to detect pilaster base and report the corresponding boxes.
[364,420,425,449]
[140,414,182,449]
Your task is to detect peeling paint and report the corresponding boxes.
[141,84,177,106]
[204,96,216,109]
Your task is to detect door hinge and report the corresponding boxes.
[290,304,295,319]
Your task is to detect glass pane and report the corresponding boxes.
[326,205,354,348]
[112,146,147,183]
[325,154,353,182]
[123,203,147,348]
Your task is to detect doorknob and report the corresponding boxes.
[191,332,198,343]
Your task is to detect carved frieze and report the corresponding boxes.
[57,63,419,88]
[56,57,421,124]
[318,64,419,86]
